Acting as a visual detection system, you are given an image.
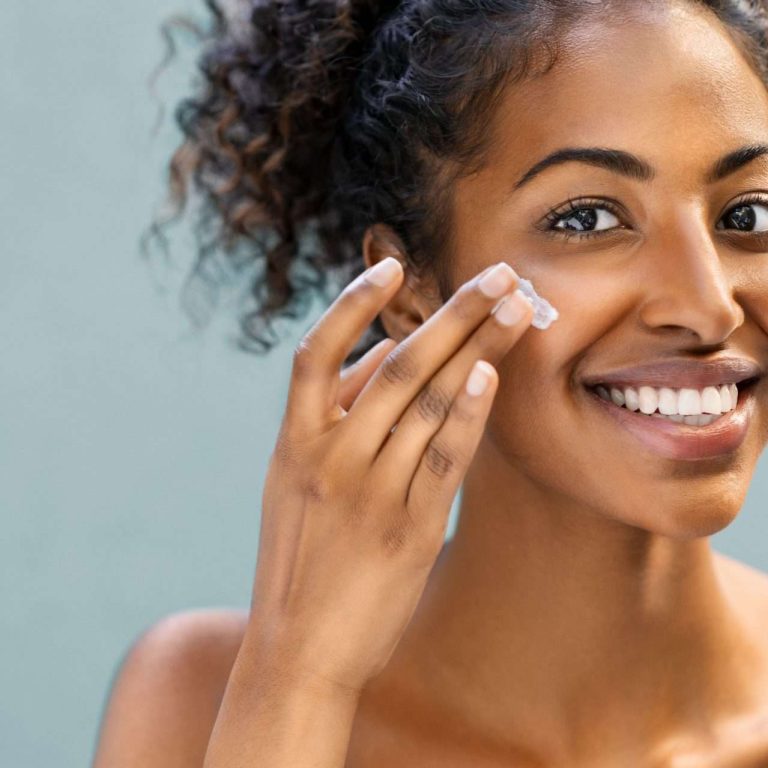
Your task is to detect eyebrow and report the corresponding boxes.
[512,143,768,191]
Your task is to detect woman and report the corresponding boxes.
[94,0,768,764]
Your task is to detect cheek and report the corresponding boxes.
[484,327,585,469]
[750,379,768,455]
[744,269,768,338]
[483,371,750,538]
[483,364,631,526]
[473,258,768,534]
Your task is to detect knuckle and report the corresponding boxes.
[415,380,452,423]
[379,508,416,557]
[380,523,409,556]
[424,437,456,479]
[302,472,333,504]
[379,344,419,387]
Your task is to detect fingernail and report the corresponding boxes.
[466,360,492,396]
[365,257,402,287]
[492,290,533,326]
[478,263,516,299]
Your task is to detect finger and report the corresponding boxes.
[406,360,498,519]
[337,338,398,412]
[342,262,521,456]
[376,289,533,475]
[283,257,404,437]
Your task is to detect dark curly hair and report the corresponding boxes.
[144,0,768,365]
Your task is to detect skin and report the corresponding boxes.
[348,3,768,765]
[93,3,768,766]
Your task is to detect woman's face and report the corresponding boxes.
[444,3,768,538]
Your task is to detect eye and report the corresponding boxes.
[716,193,768,232]
[540,193,768,243]
[540,197,626,241]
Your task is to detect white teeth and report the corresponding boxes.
[638,386,659,415]
[650,412,720,426]
[701,386,722,414]
[591,381,742,418]
[658,387,677,415]
[624,387,640,411]
[609,387,625,407]
[720,384,733,411]
[677,388,702,416]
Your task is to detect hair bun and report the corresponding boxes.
[148,0,405,352]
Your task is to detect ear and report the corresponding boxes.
[362,223,440,342]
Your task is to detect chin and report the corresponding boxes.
[614,484,746,541]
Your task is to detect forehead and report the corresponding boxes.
[485,4,768,183]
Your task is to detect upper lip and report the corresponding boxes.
[582,357,764,391]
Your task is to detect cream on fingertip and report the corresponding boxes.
[515,276,559,330]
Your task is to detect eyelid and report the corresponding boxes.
[725,191,768,209]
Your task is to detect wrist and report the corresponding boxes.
[235,626,365,703]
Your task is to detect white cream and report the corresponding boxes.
[516,277,559,330]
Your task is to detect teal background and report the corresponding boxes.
[1,3,766,766]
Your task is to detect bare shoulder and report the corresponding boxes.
[715,550,768,597]
[92,607,250,768]
[714,551,768,633]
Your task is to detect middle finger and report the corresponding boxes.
[341,262,525,454]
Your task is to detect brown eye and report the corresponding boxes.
[552,207,620,233]
[542,197,625,240]
[718,198,768,232]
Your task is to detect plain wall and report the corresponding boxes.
[1,3,766,766]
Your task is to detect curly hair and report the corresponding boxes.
[144,0,768,365]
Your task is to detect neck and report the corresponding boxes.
[396,435,766,759]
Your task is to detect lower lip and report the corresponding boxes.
[584,383,759,460]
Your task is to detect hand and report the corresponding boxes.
[246,257,534,696]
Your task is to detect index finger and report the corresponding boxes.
[283,257,408,436]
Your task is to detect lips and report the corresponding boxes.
[584,379,759,460]
[581,357,764,391]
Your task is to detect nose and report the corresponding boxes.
[638,210,745,344]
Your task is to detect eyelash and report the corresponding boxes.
[541,193,768,241]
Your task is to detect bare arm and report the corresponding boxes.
[203,629,362,768]
[92,612,360,768]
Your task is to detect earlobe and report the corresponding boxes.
[362,224,436,342]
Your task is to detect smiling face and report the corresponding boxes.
[408,2,768,537]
